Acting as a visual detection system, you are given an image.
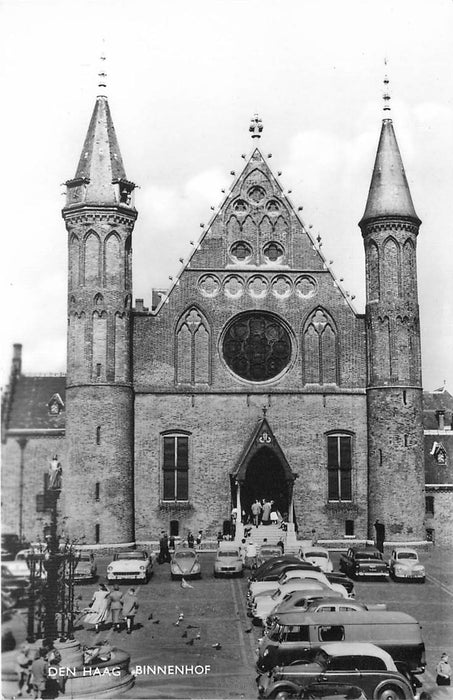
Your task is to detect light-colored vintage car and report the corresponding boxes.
[170,548,201,580]
[106,550,153,583]
[74,552,97,582]
[298,546,333,573]
[389,548,425,583]
[214,542,243,577]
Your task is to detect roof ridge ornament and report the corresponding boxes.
[383,58,391,116]
[249,114,263,139]
[98,40,107,97]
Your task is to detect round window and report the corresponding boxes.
[222,312,292,382]
[263,241,284,262]
[230,241,252,262]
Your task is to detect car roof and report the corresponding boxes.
[319,642,396,665]
[392,547,418,554]
[271,611,416,624]
[307,597,363,606]
[300,546,330,555]
[174,548,197,554]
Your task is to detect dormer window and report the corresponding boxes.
[48,393,64,415]
[430,441,447,465]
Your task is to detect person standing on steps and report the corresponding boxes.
[262,499,272,526]
[251,499,262,528]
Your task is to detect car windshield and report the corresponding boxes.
[305,551,328,558]
[79,555,92,562]
[397,552,417,560]
[313,649,330,668]
[175,551,196,559]
[218,550,239,557]
[268,623,283,642]
[271,590,282,600]
[116,552,145,560]
[355,551,381,560]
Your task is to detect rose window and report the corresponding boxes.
[222,312,292,381]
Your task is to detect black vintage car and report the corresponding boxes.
[339,547,388,580]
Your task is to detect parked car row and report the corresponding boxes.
[339,547,425,583]
[245,550,430,700]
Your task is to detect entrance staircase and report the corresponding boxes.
[238,523,300,555]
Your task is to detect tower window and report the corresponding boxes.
[170,520,179,537]
[403,390,407,405]
[95,524,100,543]
[425,496,434,516]
[345,519,354,536]
[327,434,352,501]
[404,434,408,447]
[162,434,189,501]
[96,426,101,445]
[96,363,102,378]
[95,482,100,501]
[379,449,383,465]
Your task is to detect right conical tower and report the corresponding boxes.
[360,116,425,542]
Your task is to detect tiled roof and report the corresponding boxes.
[8,375,66,431]
[423,389,453,430]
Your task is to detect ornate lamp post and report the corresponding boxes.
[27,456,79,643]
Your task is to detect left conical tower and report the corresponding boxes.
[62,92,137,544]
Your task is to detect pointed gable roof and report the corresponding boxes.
[71,96,128,205]
[360,119,420,226]
[154,146,358,315]
[231,416,296,483]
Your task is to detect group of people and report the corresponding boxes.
[81,583,139,634]
[250,498,282,527]
[16,641,61,699]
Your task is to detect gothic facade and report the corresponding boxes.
[3,91,452,546]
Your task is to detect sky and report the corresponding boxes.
[0,0,452,392]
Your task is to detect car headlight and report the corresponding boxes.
[140,565,145,570]
[107,566,113,572]
[414,565,424,572]
[263,649,269,657]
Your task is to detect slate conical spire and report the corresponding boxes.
[360,118,420,226]
[69,95,128,205]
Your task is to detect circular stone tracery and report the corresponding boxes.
[222,312,292,382]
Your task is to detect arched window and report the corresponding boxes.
[84,231,101,285]
[176,308,210,385]
[327,433,353,501]
[162,433,190,501]
[303,309,339,385]
[104,233,121,286]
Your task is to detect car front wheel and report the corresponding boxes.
[375,685,406,700]
[270,688,293,700]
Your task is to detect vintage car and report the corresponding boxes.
[257,545,284,567]
[299,547,333,573]
[256,642,422,700]
[74,552,97,582]
[106,550,153,582]
[170,548,201,580]
[389,548,425,583]
[1,565,30,607]
[339,547,388,580]
[254,582,336,625]
[214,542,243,577]
[250,556,308,582]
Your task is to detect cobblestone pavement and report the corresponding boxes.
[2,546,453,699]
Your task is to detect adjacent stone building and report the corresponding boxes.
[2,89,450,546]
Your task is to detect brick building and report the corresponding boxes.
[2,91,451,547]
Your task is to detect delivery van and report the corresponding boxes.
[256,610,425,674]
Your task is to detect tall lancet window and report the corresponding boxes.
[176,308,210,385]
[302,309,339,385]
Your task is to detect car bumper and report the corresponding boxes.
[107,572,147,581]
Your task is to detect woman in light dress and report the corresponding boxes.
[83,583,111,632]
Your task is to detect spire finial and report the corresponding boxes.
[383,58,391,116]
[249,114,263,139]
[98,40,107,96]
